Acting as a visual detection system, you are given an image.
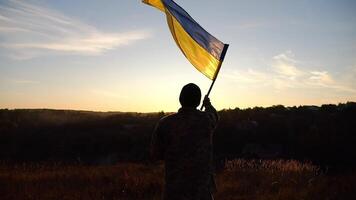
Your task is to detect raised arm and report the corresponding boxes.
[203,95,219,127]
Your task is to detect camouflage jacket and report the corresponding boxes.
[151,104,218,200]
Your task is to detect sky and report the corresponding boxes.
[0,0,355,112]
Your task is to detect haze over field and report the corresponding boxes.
[0,0,355,112]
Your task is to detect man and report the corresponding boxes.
[151,83,219,200]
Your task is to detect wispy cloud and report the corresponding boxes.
[223,68,268,84]
[0,0,150,59]
[308,71,334,86]
[272,51,303,79]
[224,51,356,94]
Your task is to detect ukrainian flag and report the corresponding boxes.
[143,0,229,80]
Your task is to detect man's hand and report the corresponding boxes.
[202,95,219,126]
[203,95,211,107]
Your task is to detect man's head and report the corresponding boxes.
[179,83,201,108]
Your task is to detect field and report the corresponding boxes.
[1,159,355,200]
[1,105,356,200]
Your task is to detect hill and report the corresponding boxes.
[1,102,356,170]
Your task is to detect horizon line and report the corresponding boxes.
[1,101,355,113]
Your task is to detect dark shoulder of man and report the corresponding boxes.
[160,109,217,129]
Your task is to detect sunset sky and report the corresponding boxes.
[0,0,355,112]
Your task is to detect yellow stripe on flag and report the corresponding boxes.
[166,10,220,79]
[142,0,165,12]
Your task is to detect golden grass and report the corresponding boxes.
[1,160,355,200]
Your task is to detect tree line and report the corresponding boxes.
[0,102,355,169]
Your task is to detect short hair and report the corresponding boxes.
[179,83,201,108]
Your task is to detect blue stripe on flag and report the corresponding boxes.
[162,0,225,61]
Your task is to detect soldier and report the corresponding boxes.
[151,83,218,200]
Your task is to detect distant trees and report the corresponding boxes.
[214,102,356,168]
[0,102,355,168]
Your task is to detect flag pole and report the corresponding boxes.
[200,44,229,110]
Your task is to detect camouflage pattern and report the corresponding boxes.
[151,104,218,200]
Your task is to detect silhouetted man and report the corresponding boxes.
[151,83,218,200]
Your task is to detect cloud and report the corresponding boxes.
[222,68,268,84]
[272,51,303,79]
[224,51,356,94]
[308,71,334,85]
[0,0,150,59]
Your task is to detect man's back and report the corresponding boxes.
[151,107,218,200]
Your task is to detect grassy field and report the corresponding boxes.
[1,160,355,200]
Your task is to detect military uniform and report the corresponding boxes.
[151,104,218,200]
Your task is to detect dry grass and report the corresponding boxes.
[0,162,163,200]
[1,160,355,200]
[216,159,355,200]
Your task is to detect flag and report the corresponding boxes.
[143,0,229,80]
